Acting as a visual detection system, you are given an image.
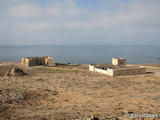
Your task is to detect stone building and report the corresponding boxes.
[112,58,126,67]
[21,56,55,67]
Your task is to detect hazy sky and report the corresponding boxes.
[0,0,160,45]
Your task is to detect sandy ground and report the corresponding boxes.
[0,63,160,120]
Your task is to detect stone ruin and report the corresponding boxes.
[5,67,27,77]
[89,58,146,76]
[112,58,126,67]
[21,56,55,67]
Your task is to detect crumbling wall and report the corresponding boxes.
[112,68,146,76]
[89,64,95,71]
[96,66,108,70]
[89,64,146,76]
[45,57,55,66]
[106,68,114,76]
[89,65,112,75]
[21,56,55,67]
[95,68,108,74]
[21,58,29,67]
[28,58,45,66]
[112,58,126,67]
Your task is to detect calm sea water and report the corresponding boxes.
[0,45,160,64]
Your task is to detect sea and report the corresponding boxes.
[0,45,160,64]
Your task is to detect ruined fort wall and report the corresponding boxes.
[112,68,146,76]
[28,58,45,66]
[21,58,29,67]
[45,58,55,66]
[112,58,118,66]
[89,64,146,76]
[106,68,114,76]
[89,65,113,75]
[89,58,146,76]
[21,57,55,67]
[95,68,108,74]
[89,65,95,71]
[95,66,108,70]
[112,58,126,67]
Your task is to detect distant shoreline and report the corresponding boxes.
[1,61,160,66]
[0,45,160,64]
[1,44,160,47]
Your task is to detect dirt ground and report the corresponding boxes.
[0,62,160,120]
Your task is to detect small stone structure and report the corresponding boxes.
[21,56,55,67]
[112,58,126,67]
[5,68,27,77]
[89,58,146,76]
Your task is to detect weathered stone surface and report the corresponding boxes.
[112,58,126,67]
[89,58,146,76]
[21,56,55,67]
[5,68,26,77]
[87,116,99,120]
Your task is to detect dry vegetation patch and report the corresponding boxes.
[0,63,160,120]
[34,67,81,73]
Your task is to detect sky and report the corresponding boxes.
[0,0,160,45]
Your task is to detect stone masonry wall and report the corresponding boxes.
[21,56,55,67]
[112,68,146,76]
[89,64,146,76]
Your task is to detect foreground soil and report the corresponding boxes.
[0,63,160,120]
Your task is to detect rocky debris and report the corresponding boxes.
[0,106,8,113]
[113,118,119,120]
[87,116,99,120]
[4,67,27,77]
[52,90,59,95]
[154,72,160,77]
[0,89,30,105]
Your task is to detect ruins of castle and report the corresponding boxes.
[21,56,146,76]
[21,56,55,67]
[89,58,146,76]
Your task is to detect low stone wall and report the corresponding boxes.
[89,64,146,76]
[95,68,108,74]
[95,66,108,70]
[106,68,114,76]
[89,65,111,75]
[112,68,146,76]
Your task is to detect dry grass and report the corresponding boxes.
[33,67,81,73]
[0,62,160,120]
[0,65,14,76]
[0,62,27,76]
